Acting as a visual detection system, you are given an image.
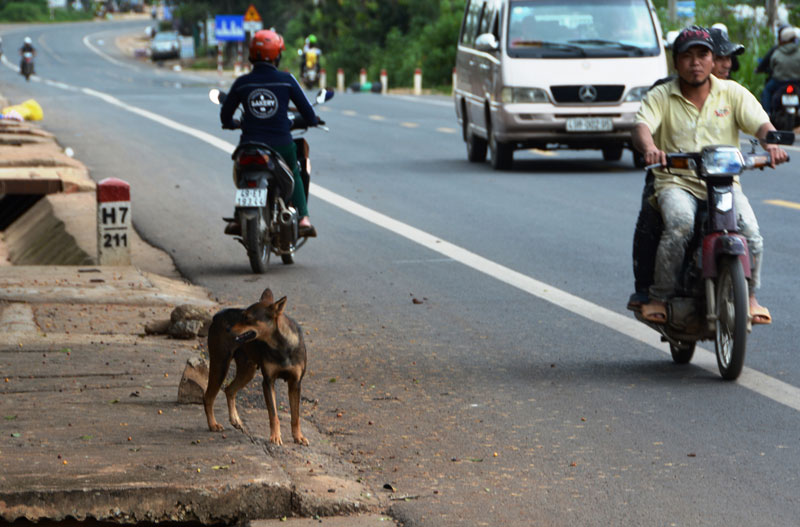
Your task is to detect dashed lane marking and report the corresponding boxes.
[400,122,419,128]
[765,199,800,210]
[342,110,357,116]
[436,127,457,134]
[368,114,385,121]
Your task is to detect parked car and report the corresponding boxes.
[150,31,181,61]
[454,0,668,170]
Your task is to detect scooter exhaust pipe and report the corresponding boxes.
[278,206,298,249]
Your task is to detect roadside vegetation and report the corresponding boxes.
[0,0,95,22]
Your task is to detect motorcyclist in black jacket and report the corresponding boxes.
[220,29,321,237]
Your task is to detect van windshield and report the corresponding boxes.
[507,0,661,58]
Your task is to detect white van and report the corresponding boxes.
[454,0,668,169]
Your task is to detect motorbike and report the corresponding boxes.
[769,81,800,131]
[299,49,320,90]
[629,131,793,380]
[208,87,333,273]
[20,52,33,81]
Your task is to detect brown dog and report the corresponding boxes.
[203,288,308,446]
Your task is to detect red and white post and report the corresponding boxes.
[380,68,388,95]
[320,68,327,90]
[413,67,422,96]
[359,68,367,86]
[97,178,131,266]
[235,41,243,76]
[337,68,345,92]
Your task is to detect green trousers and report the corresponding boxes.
[271,142,309,218]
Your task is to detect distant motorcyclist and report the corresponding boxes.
[768,26,800,107]
[709,24,744,80]
[220,29,321,237]
[300,34,321,79]
[19,36,35,73]
[756,23,792,112]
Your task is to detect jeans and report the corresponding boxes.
[649,186,763,302]
[761,78,779,114]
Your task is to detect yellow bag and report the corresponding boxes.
[2,99,43,121]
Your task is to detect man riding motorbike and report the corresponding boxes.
[219,29,321,237]
[19,36,35,74]
[768,26,800,110]
[756,23,792,113]
[630,25,749,309]
[300,34,321,79]
[631,26,788,325]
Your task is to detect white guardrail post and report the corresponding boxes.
[337,68,345,93]
[97,177,132,266]
[413,67,422,96]
[380,69,388,94]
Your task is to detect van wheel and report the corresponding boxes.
[465,120,487,163]
[602,146,623,161]
[489,133,513,170]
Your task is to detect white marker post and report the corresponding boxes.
[217,43,223,82]
[320,68,327,90]
[359,68,367,86]
[413,67,422,96]
[380,68,388,95]
[97,178,131,266]
[337,68,345,93]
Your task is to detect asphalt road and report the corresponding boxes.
[2,19,800,527]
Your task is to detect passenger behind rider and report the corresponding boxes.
[631,26,788,325]
[220,29,321,237]
[768,26,800,109]
[629,25,747,308]
[19,36,35,73]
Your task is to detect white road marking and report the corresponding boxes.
[368,114,385,121]
[436,127,457,134]
[342,110,357,116]
[400,122,419,128]
[388,94,454,108]
[82,34,132,69]
[6,56,800,413]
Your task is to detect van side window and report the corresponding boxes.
[461,0,485,46]
[478,3,495,37]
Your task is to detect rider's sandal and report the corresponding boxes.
[299,224,317,238]
[750,304,772,325]
[641,301,667,324]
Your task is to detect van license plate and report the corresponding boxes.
[235,189,267,207]
[566,117,613,132]
[781,94,799,106]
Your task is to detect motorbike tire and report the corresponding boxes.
[602,146,623,161]
[714,256,748,380]
[773,111,795,131]
[245,208,269,274]
[670,341,696,364]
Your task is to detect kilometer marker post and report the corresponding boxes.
[97,177,131,266]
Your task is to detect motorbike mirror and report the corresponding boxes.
[315,88,335,104]
[208,89,225,105]
[766,130,795,145]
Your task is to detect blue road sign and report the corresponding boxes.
[677,1,695,18]
[215,15,245,42]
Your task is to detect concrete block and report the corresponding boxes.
[177,356,209,404]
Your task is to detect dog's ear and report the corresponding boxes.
[259,288,274,305]
[272,296,288,317]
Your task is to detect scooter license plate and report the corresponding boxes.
[566,117,613,132]
[781,94,799,106]
[234,189,267,207]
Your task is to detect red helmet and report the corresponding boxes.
[249,29,285,62]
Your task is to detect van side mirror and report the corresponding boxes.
[766,130,795,145]
[475,33,499,53]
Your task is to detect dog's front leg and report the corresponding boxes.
[287,378,308,445]
[263,377,282,445]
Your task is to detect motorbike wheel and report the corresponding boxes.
[670,341,696,364]
[714,256,748,380]
[602,146,623,161]
[774,111,795,131]
[245,208,270,274]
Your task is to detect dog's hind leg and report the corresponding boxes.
[225,356,257,430]
[288,378,308,446]
[262,376,282,445]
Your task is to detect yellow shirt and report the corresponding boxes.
[635,75,769,199]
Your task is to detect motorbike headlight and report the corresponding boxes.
[501,87,549,104]
[702,146,744,175]
[624,86,650,102]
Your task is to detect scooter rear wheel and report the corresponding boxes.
[245,208,270,274]
[715,256,748,380]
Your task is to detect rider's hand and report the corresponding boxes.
[644,147,667,167]
[765,143,788,168]
[222,119,241,130]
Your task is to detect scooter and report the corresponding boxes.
[770,81,800,131]
[299,49,320,90]
[209,88,333,274]
[629,132,793,380]
[20,52,33,81]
